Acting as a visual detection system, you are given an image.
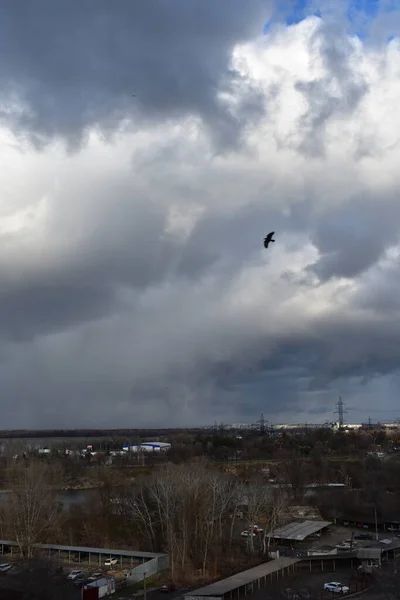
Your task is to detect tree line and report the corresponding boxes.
[2,448,400,583]
[0,459,289,581]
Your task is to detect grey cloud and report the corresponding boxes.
[294,18,369,156]
[0,0,274,152]
[2,261,400,428]
[308,194,400,281]
[0,3,399,429]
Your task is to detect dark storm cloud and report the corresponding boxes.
[200,312,400,423]
[0,0,274,151]
[308,194,400,281]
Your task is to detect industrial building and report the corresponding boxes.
[124,442,171,452]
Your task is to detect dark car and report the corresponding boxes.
[355,533,373,540]
[160,584,176,592]
[74,576,88,587]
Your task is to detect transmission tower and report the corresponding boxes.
[334,397,347,429]
[259,413,266,435]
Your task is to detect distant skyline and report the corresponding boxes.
[0,1,400,428]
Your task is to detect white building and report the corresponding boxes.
[140,442,171,452]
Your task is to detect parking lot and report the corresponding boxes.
[267,522,400,558]
[0,566,81,600]
[248,568,370,600]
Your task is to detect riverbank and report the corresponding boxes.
[0,479,132,493]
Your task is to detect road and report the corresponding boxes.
[146,587,192,600]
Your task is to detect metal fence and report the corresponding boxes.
[127,554,169,582]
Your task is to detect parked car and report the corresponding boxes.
[104,557,118,566]
[354,533,373,540]
[0,563,11,573]
[160,584,176,592]
[87,573,103,583]
[74,577,87,587]
[241,530,256,537]
[67,570,84,581]
[335,542,353,550]
[323,582,349,594]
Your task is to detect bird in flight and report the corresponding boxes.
[264,231,275,248]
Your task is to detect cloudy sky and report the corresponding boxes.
[0,0,400,429]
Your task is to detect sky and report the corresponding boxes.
[0,0,400,429]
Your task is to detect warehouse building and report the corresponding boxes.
[122,442,171,452]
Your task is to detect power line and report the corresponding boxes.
[349,408,399,413]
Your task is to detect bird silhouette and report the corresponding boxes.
[264,231,275,248]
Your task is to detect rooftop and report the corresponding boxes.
[357,548,382,559]
[185,558,300,597]
[267,520,332,541]
[0,540,165,559]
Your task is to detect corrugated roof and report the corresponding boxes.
[0,540,165,559]
[267,520,332,541]
[185,558,300,597]
[357,548,381,559]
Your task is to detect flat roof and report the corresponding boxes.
[267,520,332,541]
[185,558,300,597]
[0,540,165,559]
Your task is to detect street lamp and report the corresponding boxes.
[143,569,148,600]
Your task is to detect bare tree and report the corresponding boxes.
[244,479,271,555]
[281,454,306,502]
[0,460,63,558]
[126,462,241,579]
[262,485,289,555]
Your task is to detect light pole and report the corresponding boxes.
[143,569,148,600]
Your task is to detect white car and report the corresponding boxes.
[324,582,349,594]
[104,557,118,566]
[241,530,256,537]
[67,570,84,580]
[0,563,11,573]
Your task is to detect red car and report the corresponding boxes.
[160,584,176,592]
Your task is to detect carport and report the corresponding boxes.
[0,539,164,568]
[357,547,382,569]
[267,520,332,542]
[184,558,300,600]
